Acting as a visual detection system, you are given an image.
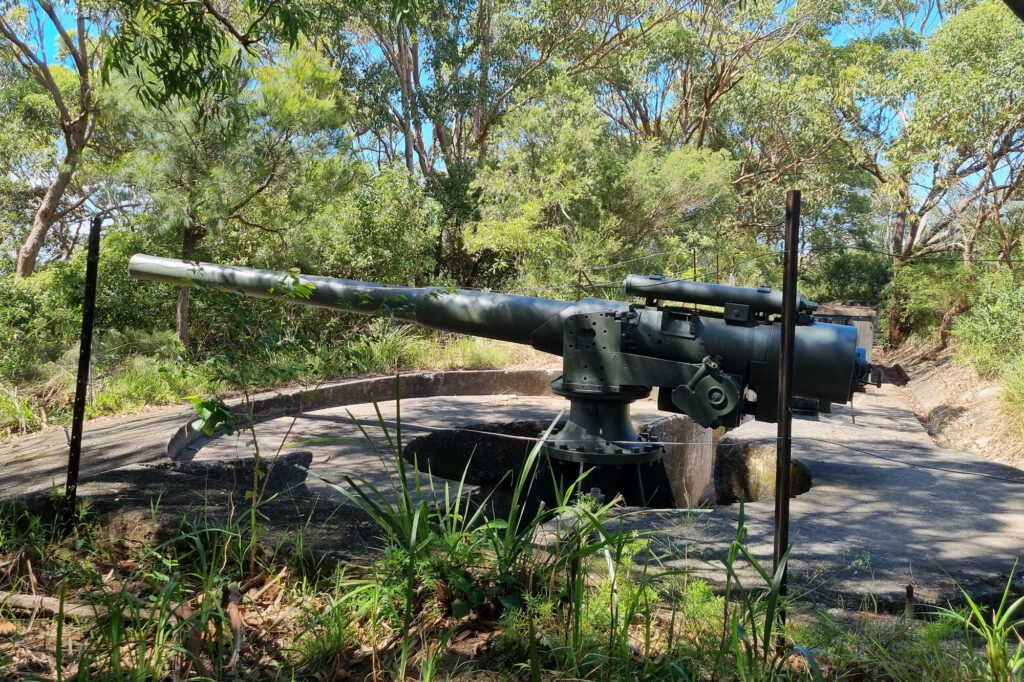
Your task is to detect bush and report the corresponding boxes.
[0,228,176,383]
[888,260,973,340]
[0,265,82,381]
[287,165,442,285]
[800,250,891,302]
[952,274,1024,376]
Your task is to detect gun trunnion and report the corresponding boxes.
[130,255,869,505]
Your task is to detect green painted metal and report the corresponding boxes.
[129,255,864,473]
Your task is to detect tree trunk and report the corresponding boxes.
[887,259,908,348]
[15,165,75,277]
[176,286,191,351]
[886,186,912,347]
[397,26,416,175]
[473,0,491,165]
[938,300,970,349]
[176,223,202,351]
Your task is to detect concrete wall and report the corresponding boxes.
[643,415,715,506]
[168,369,560,461]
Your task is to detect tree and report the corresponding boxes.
[114,47,353,349]
[0,0,112,277]
[104,0,311,105]
[584,0,835,149]
[471,76,736,285]
[836,0,1024,344]
[325,0,679,281]
[286,164,442,284]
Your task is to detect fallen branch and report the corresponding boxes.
[223,582,244,669]
[0,590,106,619]
[0,589,190,624]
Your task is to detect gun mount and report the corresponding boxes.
[129,255,869,505]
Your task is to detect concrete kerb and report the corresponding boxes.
[167,368,561,461]
[165,368,716,505]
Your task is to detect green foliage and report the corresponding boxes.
[289,165,441,284]
[86,356,217,419]
[953,274,1024,376]
[800,250,892,302]
[933,562,1024,681]
[894,1,1024,170]
[0,265,83,381]
[188,394,238,437]
[0,383,43,438]
[469,76,623,283]
[104,0,310,106]
[296,578,364,672]
[613,145,738,248]
[345,320,424,374]
[888,261,972,339]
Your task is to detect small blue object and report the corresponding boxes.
[856,347,867,364]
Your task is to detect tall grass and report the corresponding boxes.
[1,321,518,440]
[86,356,218,417]
[999,354,1024,440]
[0,384,44,437]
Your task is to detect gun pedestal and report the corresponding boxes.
[539,384,675,508]
[543,380,660,463]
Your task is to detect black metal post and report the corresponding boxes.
[64,213,103,531]
[773,190,799,631]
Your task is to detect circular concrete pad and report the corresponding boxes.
[192,394,671,502]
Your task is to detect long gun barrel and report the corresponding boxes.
[130,254,868,503]
[129,254,573,353]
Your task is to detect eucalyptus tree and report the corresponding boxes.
[835,0,1024,343]
[332,0,676,176]
[0,0,115,277]
[104,0,311,105]
[583,0,836,148]
[113,48,354,350]
[469,75,738,286]
[324,0,679,282]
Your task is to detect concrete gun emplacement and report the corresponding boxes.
[129,255,871,505]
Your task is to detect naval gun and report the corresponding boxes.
[129,255,869,505]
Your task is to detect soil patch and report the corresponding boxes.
[882,340,1024,469]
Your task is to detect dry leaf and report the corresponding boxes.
[0,621,15,637]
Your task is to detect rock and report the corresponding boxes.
[713,437,811,504]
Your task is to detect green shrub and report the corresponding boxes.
[287,165,441,285]
[0,266,82,381]
[953,274,1024,376]
[800,250,891,302]
[345,320,426,374]
[890,261,973,340]
[0,229,174,383]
